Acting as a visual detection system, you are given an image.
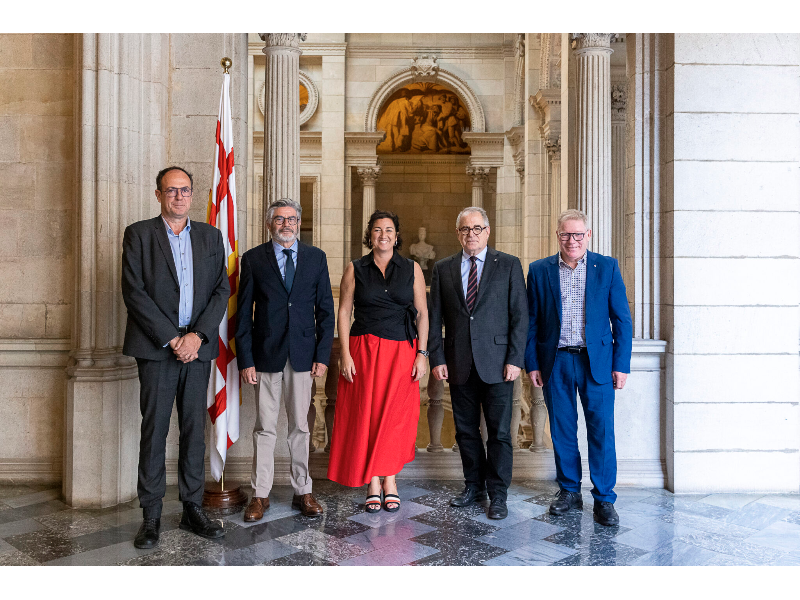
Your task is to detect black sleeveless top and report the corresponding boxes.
[350,250,418,345]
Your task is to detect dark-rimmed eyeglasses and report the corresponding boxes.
[458,225,487,236]
[558,232,587,241]
[161,187,193,198]
[273,216,298,225]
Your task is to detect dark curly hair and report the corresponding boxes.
[363,209,403,250]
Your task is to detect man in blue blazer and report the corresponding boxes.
[525,209,632,526]
[235,198,335,520]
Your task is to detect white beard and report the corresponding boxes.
[272,227,297,244]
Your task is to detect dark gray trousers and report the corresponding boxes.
[136,357,211,519]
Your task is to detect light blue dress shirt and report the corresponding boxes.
[163,217,194,327]
[273,239,299,280]
[460,245,488,300]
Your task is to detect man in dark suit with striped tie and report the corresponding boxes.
[428,207,528,519]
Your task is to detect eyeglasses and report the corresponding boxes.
[458,225,487,236]
[558,232,587,241]
[273,216,298,225]
[161,187,193,198]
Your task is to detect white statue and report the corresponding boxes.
[409,226,436,270]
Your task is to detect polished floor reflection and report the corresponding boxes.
[1,480,799,566]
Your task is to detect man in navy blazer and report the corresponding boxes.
[235,198,334,520]
[525,209,632,526]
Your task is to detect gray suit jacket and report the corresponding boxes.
[428,246,528,385]
[121,216,230,362]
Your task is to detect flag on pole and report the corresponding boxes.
[206,69,240,482]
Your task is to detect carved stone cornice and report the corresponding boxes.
[505,125,524,149]
[357,166,382,186]
[531,89,562,142]
[411,55,439,81]
[461,132,505,167]
[611,83,627,121]
[259,33,307,50]
[344,131,385,168]
[466,165,490,184]
[570,33,616,52]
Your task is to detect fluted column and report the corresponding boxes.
[611,83,627,272]
[547,139,562,253]
[260,33,305,241]
[357,166,381,256]
[572,33,615,255]
[466,166,489,207]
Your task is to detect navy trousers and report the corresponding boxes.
[542,349,617,503]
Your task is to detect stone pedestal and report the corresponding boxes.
[357,166,381,255]
[260,33,306,240]
[572,33,615,255]
[466,166,489,208]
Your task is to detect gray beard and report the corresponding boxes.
[272,228,297,244]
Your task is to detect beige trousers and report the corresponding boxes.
[252,360,313,497]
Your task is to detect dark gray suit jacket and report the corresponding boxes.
[121,215,230,362]
[428,246,528,386]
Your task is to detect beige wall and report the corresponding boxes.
[0,34,75,481]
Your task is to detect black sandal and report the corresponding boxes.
[383,493,401,513]
[365,493,382,514]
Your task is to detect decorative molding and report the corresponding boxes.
[630,339,668,371]
[258,33,307,50]
[365,59,486,133]
[411,55,439,81]
[570,33,616,51]
[297,43,346,56]
[346,45,508,59]
[356,166,382,186]
[531,89,562,144]
[461,132,505,167]
[466,165,490,183]
[505,125,524,149]
[611,83,627,121]
[377,154,468,167]
[0,338,71,368]
[539,33,552,89]
[344,131,385,168]
[257,70,319,126]
[0,459,62,484]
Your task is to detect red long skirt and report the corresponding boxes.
[326,334,420,487]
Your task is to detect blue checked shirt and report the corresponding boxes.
[558,253,586,347]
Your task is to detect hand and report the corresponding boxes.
[504,364,521,382]
[168,336,180,350]
[528,370,543,387]
[411,354,427,382]
[339,353,356,383]
[311,363,328,378]
[432,364,448,381]
[174,333,201,363]
[612,371,628,390]
[241,366,257,385]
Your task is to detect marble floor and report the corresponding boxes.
[1,480,800,566]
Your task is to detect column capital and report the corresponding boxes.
[357,165,382,185]
[466,165,490,184]
[570,33,616,52]
[611,83,627,121]
[259,33,307,52]
[544,135,561,160]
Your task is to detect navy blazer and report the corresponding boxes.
[525,251,632,385]
[235,241,335,373]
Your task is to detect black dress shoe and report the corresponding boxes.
[487,498,508,520]
[133,517,160,549]
[549,489,583,515]
[593,501,619,526]
[450,486,489,507]
[179,502,225,540]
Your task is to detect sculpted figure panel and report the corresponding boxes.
[377,83,471,154]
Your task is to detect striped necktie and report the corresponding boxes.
[466,255,478,312]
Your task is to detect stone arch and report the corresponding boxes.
[364,64,486,133]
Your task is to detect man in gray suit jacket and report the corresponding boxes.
[428,207,528,519]
[122,166,230,549]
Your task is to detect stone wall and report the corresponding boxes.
[0,34,75,482]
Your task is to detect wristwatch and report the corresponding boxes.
[192,331,208,345]
[417,349,430,357]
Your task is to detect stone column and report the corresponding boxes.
[65,33,169,508]
[357,166,381,255]
[572,33,615,255]
[260,33,306,241]
[426,377,445,452]
[611,83,627,271]
[547,138,562,253]
[466,166,489,208]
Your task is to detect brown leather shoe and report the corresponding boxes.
[243,496,270,522]
[292,493,323,517]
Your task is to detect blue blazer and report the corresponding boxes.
[235,241,335,373]
[525,251,632,385]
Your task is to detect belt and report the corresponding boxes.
[558,346,586,354]
[177,326,190,336]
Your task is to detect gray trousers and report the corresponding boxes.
[252,360,314,497]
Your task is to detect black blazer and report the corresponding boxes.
[428,246,528,386]
[121,216,230,362]
[235,241,335,373]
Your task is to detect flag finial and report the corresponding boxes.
[220,57,232,74]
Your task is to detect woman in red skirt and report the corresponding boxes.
[327,210,429,512]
